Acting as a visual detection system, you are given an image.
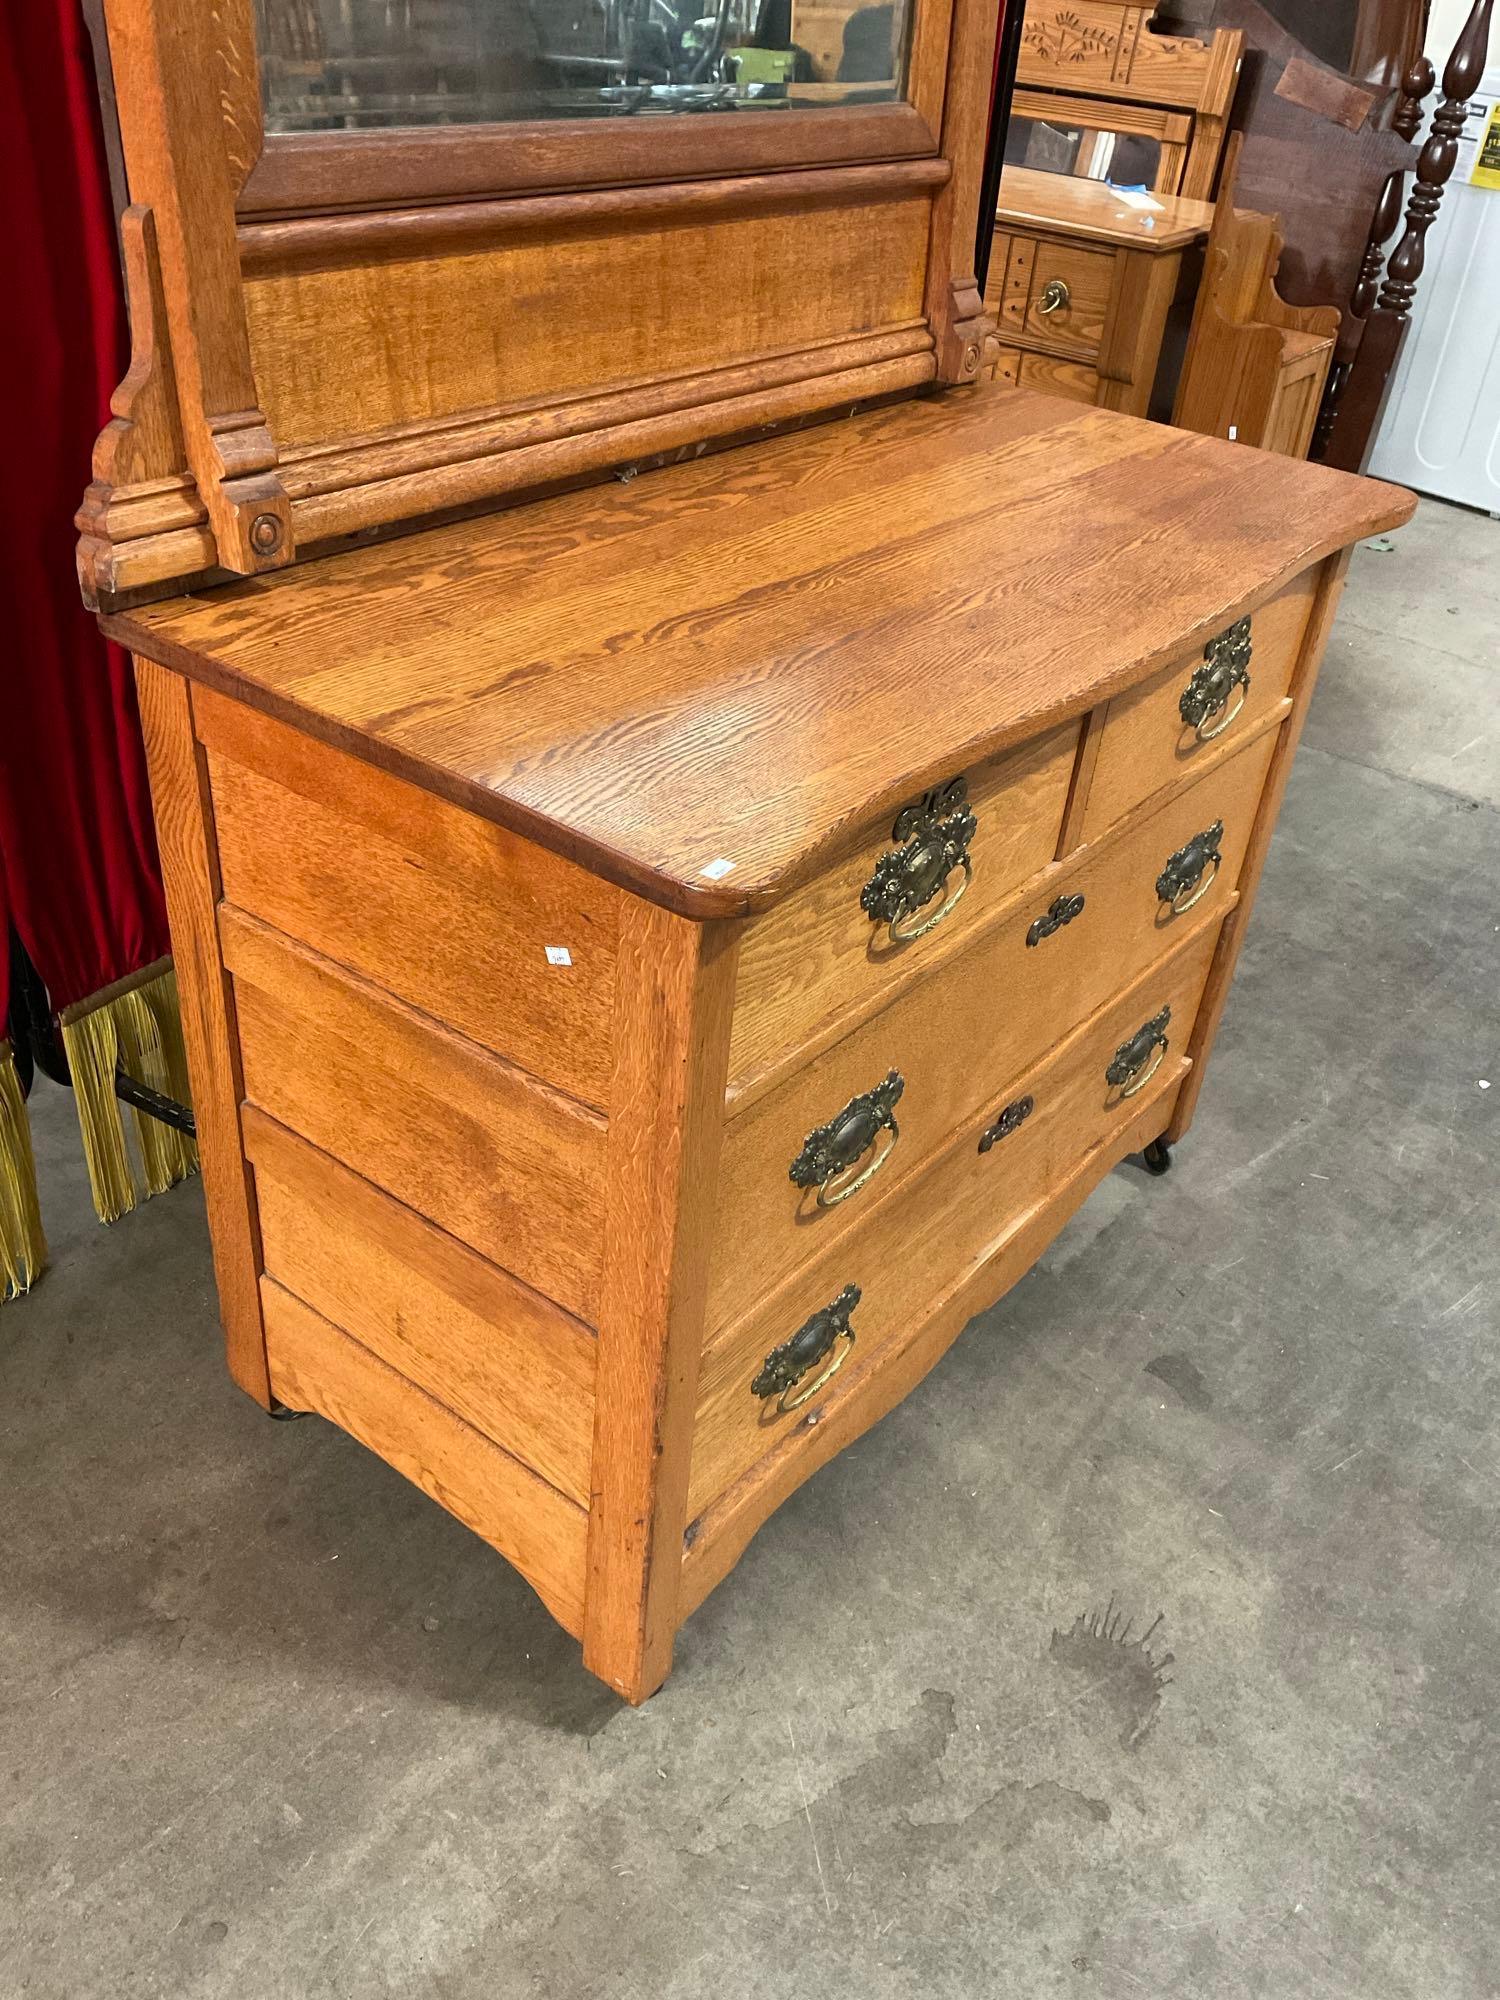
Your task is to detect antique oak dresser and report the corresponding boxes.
[81,0,1413,1701]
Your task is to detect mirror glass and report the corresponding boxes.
[255,0,911,130]
[1003,114,1163,191]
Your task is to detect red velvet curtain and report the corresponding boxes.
[0,1,167,1026]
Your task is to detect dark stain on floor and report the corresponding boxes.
[1144,1352,1213,1411]
[1050,1602,1176,1751]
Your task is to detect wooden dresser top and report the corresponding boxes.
[109,390,1412,918]
[995,169,1216,251]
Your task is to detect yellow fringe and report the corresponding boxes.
[60,966,199,1225]
[0,1041,47,1299]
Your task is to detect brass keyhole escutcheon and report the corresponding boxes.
[1038,277,1071,316]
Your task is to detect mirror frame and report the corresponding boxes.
[79,0,1004,607]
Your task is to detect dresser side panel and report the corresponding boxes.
[197,687,621,1106]
[263,1280,589,1639]
[132,658,270,1405]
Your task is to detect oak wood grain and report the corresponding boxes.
[107,393,1414,920]
[99,0,290,575]
[264,1280,588,1637]
[198,687,619,1106]
[236,160,950,275]
[583,906,739,1704]
[132,660,270,1406]
[1015,352,1104,404]
[220,906,605,1321]
[243,192,934,453]
[248,1109,596,1505]
[237,103,938,217]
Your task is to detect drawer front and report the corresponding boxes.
[1079,571,1318,843]
[247,1111,596,1504]
[197,687,619,1108]
[222,907,606,1321]
[1018,349,1101,405]
[708,725,1277,1330]
[1022,243,1115,359]
[691,923,1221,1518]
[729,722,1079,1093]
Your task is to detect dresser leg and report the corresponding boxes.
[1142,1138,1173,1177]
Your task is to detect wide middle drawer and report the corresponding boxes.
[707,722,1277,1330]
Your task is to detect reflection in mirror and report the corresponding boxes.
[1003,115,1162,191]
[255,0,911,129]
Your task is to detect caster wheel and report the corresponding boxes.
[268,1401,305,1421]
[1142,1138,1173,1177]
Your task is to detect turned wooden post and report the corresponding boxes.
[1311,169,1408,461]
[1321,0,1495,472]
[1393,51,1436,143]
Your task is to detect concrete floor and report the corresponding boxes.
[2,499,1497,2000]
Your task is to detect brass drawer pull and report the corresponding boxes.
[1038,277,1071,316]
[979,1094,1034,1153]
[861,777,977,945]
[1107,1007,1171,1099]
[1027,892,1085,947]
[1156,820,1224,915]
[790,1071,904,1208]
[752,1284,860,1413]
[1180,618,1252,741]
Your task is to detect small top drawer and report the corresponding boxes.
[728,722,1080,1094]
[1077,570,1319,844]
[1022,242,1116,360]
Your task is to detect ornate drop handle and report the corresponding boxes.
[1156,820,1224,916]
[1106,1007,1171,1099]
[861,777,977,945]
[790,1072,904,1209]
[752,1284,861,1414]
[1037,277,1071,316]
[1180,618,1252,741]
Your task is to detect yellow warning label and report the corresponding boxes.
[1473,100,1500,190]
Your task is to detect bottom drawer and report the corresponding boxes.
[688,919,1222,1519]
